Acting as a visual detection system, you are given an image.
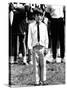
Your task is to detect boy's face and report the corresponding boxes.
[38,14,43,21]
[35,14,39,22]
[35,13,43,22]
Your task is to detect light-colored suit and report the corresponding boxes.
[28,20,48,84]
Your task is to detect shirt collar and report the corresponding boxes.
[35,20,42,25]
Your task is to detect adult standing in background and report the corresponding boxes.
[46,5,65,63]
[11,3,25,63]
[9,3,16,63]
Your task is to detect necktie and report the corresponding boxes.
[37,22,40,42]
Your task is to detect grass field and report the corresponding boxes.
[10,60,65,87]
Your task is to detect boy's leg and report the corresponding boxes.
[33,49,40,84]
[39,48,46,82]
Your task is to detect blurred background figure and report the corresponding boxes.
[45,5,65,63]
[40,4,52,63]
[9,2,15,63]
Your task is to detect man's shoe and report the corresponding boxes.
[29,61,33,65]
[51,61,56,64]
[51,59,56,64]
[46,59,56,64]
[9,56,14,64]
[61,58,65,63]
[46,60,51,64]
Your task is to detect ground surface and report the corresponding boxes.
[10,61,65,87]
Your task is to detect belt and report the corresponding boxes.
[33,45,44,50]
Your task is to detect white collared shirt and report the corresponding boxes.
[51,5,64,18]
[28,21,48,49]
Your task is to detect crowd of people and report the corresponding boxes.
[9,2,65,85]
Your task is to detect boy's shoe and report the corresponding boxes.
[34,81,40,86]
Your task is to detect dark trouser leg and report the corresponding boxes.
[19,35,24,56]
[52,38,57,59]
[51,20,57,59]
[27,49,31,63]
[9,27,14,58]
[48,35,51,48]
[25,33,28,50]
[9,27,12,57]
[12,33,17,62]
[59,22,65,58]
[60,37,65,59]
[48,22,51,48]
[14,35,17,62]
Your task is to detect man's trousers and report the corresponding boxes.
[51,18,65,59]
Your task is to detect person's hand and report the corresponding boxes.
[44,48,48,56]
